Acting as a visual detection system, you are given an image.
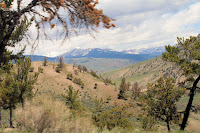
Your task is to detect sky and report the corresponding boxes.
[13,0,200,57]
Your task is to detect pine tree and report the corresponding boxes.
[14,57,39,108]
[78,65,82,72]
[0,55,14,127]
[143,77,185,131]
[0,73,20,128]
[59,56,64,69]
[162,34,200,130]
[43,57,48,66]
[0,55,38,127]
[67,73,73,80]
[118,77,129,100]
[132,82,141,99]
[64,85,81,110]
[83,66,87,72]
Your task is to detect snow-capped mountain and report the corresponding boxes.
[62,46,165,59]
[62,48,127,58]
[60,48,159,62]
[122,46,165,55]
[62,48,92,57]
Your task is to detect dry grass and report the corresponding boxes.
[14,94,97,133]
[31,61,121,104]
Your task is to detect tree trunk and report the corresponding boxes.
[0,43,6,65]
[19,93,24,109]
[0,105,2,127]
[167,119,170,132]
[9,103,13,128]
[180,75,200,130]
[0,12,18,65]
[21,97,24,109]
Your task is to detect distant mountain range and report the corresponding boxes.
[26,46,166,62]
[60,46,165,60]
[26,46,166,72]
[122,46,165,55]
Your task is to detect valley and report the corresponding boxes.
[27,47,165,73]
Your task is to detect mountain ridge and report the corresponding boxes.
[26,46,166,73]
[60,47,165,60]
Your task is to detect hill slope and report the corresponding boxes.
[64,58,137,73]
[2,61,200,133]
[102,57,183,89]
[32,61,200,133]
[31,62,120,103]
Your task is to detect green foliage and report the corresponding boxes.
[8,16,33,46]
[55,57,64,73]
[92,105,134,130]
[81,82,85,89]
[162,35,200,130]
[78,65,82,72]
[0,57,38,127]
[55,65,61,73]
[90,70,99,78]
[38,67,43,73]
[141,115,157,131]
[59,56,64,69]
[118,77,129,100]
[64,85,81,110]
[0,50,13,72]
[0,72,20,127]
[106,96,111,103]
[142,77,185,131]
[132,82,141,100]
[15,57,39,107]
[94,83,98,89]
[0,73,20,109]
[83,66,87,72]
[73,78,84,88]
[103,78,112,85]
[162,36,200,78]
[92,98,105,113]
[29,67,34,72]
[74,70,78,75]
[43,57,48,66]
[0,47,25,72]
[67,73,73,80]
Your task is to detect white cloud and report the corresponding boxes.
[98,0,199,17]
[13,0,200,57]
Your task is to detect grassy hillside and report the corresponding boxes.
[1,61,200,133]
[101,57,200,132]
[1,61,129,132]
[64,58,137,73]
[31,61,120,102]
[102,57,184,89]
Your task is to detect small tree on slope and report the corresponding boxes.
[14,57,39,108]
[142,77,185,131]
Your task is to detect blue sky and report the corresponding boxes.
[13,0,200,57]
